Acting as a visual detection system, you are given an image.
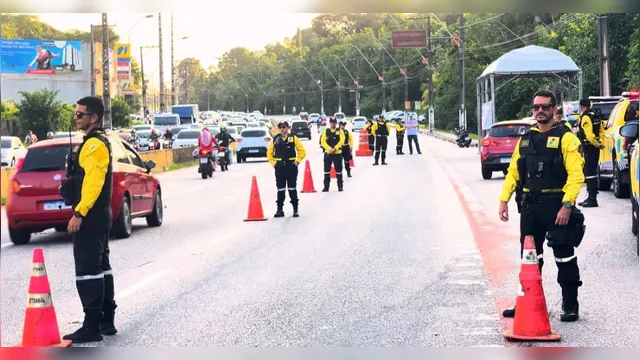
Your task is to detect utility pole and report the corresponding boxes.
[597,14,611,96]
[404,49,409,111]
[382,51,386,113]
[140,46,148,118]
[158,13,165,112]
[427,15,434,133]
[90,26,95,96]
[459,13,466,130]
[171,14,176,106]
[320,73,325,115]
[356,58,360,116]
[337,62,342,113]
[101,13,112,129]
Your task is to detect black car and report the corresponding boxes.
[291,121,311,140]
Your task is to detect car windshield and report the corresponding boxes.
[592,102,618,120]
[178,131,201,139]
[20,146,69,172]
[137,130,151,139]
[488,124,532,137]
[133,125,151,132]
[247,123,259,127]
[241,130,268,137]
[54,132,78,138]
[169,127,184,135]
[1,138,12,148]
[154,116,178,126]
[292,122,308,130]
[226,127,238,134]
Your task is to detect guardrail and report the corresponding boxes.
[1,146,198,201]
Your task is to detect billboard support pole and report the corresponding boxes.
[90,26,95,96]
[101,13,112,129]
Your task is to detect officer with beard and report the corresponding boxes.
[498,90,585,322]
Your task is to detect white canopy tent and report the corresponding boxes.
[476,45,583,140]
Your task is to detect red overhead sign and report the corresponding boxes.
[392,30,427,49]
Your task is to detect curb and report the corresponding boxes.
[425,131,479,147]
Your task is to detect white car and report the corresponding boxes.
[1,136,26,167]
[351,116,367,132]
[173,129,201,148]
[333,112,346,122]
[236,128,272,163]
[309,113,321,124]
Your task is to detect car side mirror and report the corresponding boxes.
[144,160,156,173]
[619,122,639,139]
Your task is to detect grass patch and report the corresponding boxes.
[165,160,198,171]
[1,196,5,206]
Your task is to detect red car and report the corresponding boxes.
[480,118,537,180]
[5,134,163,245]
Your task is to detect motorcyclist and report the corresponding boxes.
[198,127,218,168]
[215,126,236,164]
[47,131,54,139]
[164,129,173,141]
[129,129,139,146]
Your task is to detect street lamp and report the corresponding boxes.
[140,45,159,118]
[123,14,154,43]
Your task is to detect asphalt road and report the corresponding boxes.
[1,117,637,347]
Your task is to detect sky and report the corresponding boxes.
[33,13,319,89]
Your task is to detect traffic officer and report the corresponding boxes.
[498,90,585,322]
[576,98,604,207]
[364,119,375,151]
[371,114,391,165]
[555,108,572,130]
[61,96,116,343]
[339,120,354,177]
[320,117,346,191]
[395,118,406,155]
[267,120,306,218]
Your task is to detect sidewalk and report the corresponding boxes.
[424,129,479,147]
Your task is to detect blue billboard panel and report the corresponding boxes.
[1,39,83,75]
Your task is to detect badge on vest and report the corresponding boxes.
[288,137,294,143]
[546,136,559,148]
[520,139,530,147]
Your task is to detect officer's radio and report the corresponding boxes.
[59,121,77,206]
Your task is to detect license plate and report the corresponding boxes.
[248,149,259,153]
[44,201,71,211]
[500,157,512,163]
[199,157,208,164]
[219,151,225,156]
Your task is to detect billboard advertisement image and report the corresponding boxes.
[0,39,83,75]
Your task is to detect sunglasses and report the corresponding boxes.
[278,125,288,129]
[531,104,553,111]
[75,111,94,118]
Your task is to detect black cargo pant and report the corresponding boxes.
[275,161,299,207]
[407,134,421,154]
[368,134,375,151]
[583,145,599,198]
[520,195,582,306]
[374,135,388,163]
[323,153,343,190]
[72,206,115,327]
[342,145,352,174]
[396,134,404,154]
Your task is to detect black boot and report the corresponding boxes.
[347,170,352,178]
[292,204,299,217]
[63,313,103,343]
[502,306,516,318]
[101,304,118,335]
[381,152,387,165]
[560,285,580,322]
[274,204,284,218]
[580,196,598,207]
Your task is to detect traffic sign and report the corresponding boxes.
[392,30,427,49]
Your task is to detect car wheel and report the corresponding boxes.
[481,166,492,180]
[613,160,630,198]
[54,225,67,232]
[632,199,639,236]
[112,197,133,239]
[146,190,163,227]
[9,226,31,245]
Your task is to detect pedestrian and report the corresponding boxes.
[576,98,605,207]
[338,120,354,177]
[364,119,375,152]
[267,120,306,217]
[24,130,37,146]
[405,113,422,154]
[371,114,391,165]
[320,117,346,192]
[395,118,406,155]
[498,90,585,322]
[61,96,117,343]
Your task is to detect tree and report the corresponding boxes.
[0,14,120,44]
[111,97,132,128]
[16,89,66,138]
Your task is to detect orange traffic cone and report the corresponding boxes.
[504,235,560,342]
[349,157,355,168]
[244,176,268,222]
[330,165,337,179]
[16,248,71,347]
[301,160,316,193]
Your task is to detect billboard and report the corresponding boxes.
[392,30,427,49]
[1,39,83,74]
[115,43,131,81]
[93,43,119,97]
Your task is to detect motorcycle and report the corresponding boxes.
[197,150,215,179]
[455,127,472,148]
[149,138,161,151]
[163,138,173,149]
[129,137,140,152]
[217,146,229,171]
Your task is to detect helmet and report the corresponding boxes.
[220,126,227,132]
[277,120,290,128]
[46,131,54,138]
[130,129,136,134]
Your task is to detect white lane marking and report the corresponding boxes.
[1,243,12,249]
[117,269,171,300]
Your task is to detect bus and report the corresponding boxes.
[171,104,199,126]
[153,113,180,134]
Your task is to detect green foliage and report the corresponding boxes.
[125,94,141,113]
[0,14,120,43]
[111,97,132,129]
[1,100,20,121]
[16,89,67,138]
